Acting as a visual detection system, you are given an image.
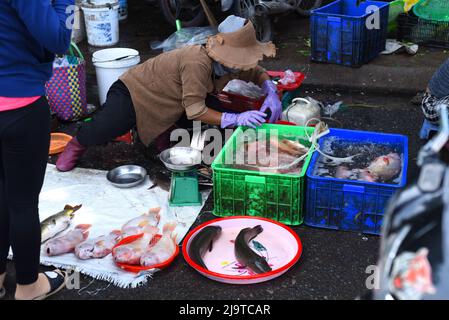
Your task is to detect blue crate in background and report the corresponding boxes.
[310,0,390,67]
[305,129,408,235]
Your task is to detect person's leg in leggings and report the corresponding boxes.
[77,80,136,146]
[0,147,8,286]
[1,98,50,285]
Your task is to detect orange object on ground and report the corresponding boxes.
[49,133,73,155]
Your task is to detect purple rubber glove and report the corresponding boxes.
[221,111,267,129]
[261,80,282,123]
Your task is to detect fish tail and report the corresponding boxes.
[149,207,161,222]
[163,222,177,235]
[111,230,122,236]
[75,224,92,232]
[65,204,82,218]
[149,207,161,214]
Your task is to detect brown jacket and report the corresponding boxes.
[120,45,267,146]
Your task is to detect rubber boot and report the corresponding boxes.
[56,137,87,172]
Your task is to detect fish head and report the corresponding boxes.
[44,241,61,257]
[113,246,132,263]
[210,226,222,239]
[368,153,401,180]
[140,252,157,267]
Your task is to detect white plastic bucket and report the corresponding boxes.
[86,0,127,20]
[82,2,120,47]
[118,0,128,21]
[71,1,86,44]
[92,48,140,105]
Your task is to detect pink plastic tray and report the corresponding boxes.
[182,216,302,285]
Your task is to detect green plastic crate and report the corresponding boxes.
[212,124,316,225]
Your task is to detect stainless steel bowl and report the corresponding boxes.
[107,165,147,188]
[159,147,202,172]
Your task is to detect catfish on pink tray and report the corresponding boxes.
[75,230,122,260]
[43,224,91,257]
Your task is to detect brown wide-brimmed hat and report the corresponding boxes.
[206,21,276,71]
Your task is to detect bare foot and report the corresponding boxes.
[15,271,62,300]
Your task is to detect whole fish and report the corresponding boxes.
[121,207,161,238]
[235,225,272,274]
[279,139,309,157]
[187,226,222,270]
[367,153,401,182]
[43,224,91,257]
[140,222,178,267]
[112,226,159,265]
[335,166,376,182]
[334,153,401,183]
[41,204,82,243]
[75,230,122,260]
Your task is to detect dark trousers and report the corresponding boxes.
[77,80,224,146]
[78,80,137,146]
[0,97,50,285]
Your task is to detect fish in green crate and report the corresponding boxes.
[188,226,222,270]
[235,225,272,274]
[228,137,310,175]
[40,204,82,243]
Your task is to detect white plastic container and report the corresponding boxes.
[118,0,128,21]
[281,97,321,126]
[71,1,86,44]
[92,48,140,105]
[81,2,120,47]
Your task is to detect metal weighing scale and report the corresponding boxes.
[159,147,203,207]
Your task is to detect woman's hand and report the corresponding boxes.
[260,80,282,123]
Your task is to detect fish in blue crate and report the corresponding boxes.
[313,139,403,184]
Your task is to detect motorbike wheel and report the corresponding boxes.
[296,0,323,16]
[233,0,273,42]
[159,0,206,28]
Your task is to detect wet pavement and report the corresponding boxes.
[2,0,431,300]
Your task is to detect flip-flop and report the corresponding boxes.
[0,287,5,299]
[32,270,66,301]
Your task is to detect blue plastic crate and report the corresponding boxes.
[310,0,390,67]
[305,129,408,235]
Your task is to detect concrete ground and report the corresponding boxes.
[2,0,446,300]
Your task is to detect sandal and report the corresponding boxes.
[32,270,66,301]
[0,287,5,299]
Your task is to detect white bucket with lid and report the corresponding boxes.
[87,0,126,20]
[92,48,140,105]
[81,1,120,47]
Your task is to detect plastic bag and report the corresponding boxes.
[223,79,265,99]
[53,56,73,68]
[151,27,218,52]
[279,69,296,85]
